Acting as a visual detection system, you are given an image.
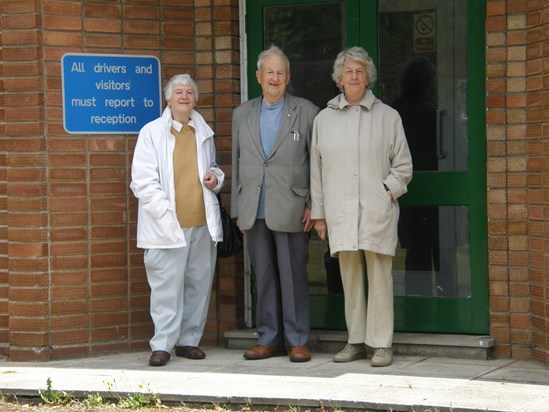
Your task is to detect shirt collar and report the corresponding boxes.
[171,118,196,133]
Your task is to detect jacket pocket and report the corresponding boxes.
[142,208,186,246]
[291,187,309,198]
[143,198,170,219]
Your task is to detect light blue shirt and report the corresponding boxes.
[257,98,285,219]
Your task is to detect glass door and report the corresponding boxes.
[245,0,488,334]
[379,2,469,302]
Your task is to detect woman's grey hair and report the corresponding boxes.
[164,74,199,102]
[257,45,290,73]
[332,46,377,90]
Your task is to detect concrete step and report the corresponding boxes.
[224,329,495,360]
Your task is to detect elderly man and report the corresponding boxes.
[231,45,319,362]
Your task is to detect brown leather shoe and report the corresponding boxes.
[243,345,287,360]
[175,346,206,360]
[289,346,311,362]
[149,350,170,366]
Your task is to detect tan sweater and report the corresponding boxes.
[172,125,206,228]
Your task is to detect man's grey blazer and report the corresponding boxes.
[231,93,319,233]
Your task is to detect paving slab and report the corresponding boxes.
[1,347,548,411]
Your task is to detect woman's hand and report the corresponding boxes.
[314,219,327,240]
[203,172,217,190]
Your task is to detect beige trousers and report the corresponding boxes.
[338,250,394,348]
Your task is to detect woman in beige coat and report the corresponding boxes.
[310,46,412,367]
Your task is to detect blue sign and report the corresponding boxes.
[62,53,161,134]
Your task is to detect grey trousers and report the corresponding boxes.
[246,220,310,347]
[144,225,216,352]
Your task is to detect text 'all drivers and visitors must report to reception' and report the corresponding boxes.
[62,53,161,134]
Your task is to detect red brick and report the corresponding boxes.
[84,3,121,19]
[50,212,88,227]
[50,314,89,330]
[124,36,161,50]
[43,15,82,31]
[84,18,122,33]
[85,33,122,48]
[43,31,83,47]
[9,332,49,347]
[51,329,89,345]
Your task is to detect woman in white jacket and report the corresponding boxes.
[311,47,412,367]
[130,74,224,367]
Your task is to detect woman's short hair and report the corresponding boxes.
[332,46,377,90]
[164,74,199,102]
[257,45,290,73]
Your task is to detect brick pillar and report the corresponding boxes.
[486,0,549,365]
[211,1,246,342]
[0,0,7,358]
[2,0,50,361]
[526,1,549,365]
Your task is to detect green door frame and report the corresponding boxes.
[245,0,488,334]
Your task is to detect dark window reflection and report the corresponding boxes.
[392,56,439,171]
[378,2,469,172]
[395,205,471,298]
[263,3,343,108]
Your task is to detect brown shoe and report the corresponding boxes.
[289,346,311,362]
[149,350,170,366]
[175,346,206,360]
[243,345,287,360]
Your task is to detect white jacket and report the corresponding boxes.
[130,107,224,249]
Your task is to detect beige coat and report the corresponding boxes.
[310,90,413,256]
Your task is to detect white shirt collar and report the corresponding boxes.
[171,118,196,133]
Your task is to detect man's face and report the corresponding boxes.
[256,54,290,104]
[168,84,196,122]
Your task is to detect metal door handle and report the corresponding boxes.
[436,109,447,159]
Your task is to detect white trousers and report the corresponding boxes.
[144,225,216,352]
[338,250,394,348]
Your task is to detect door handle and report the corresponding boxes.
[436,109,447,159]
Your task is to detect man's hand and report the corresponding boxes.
[302,208,314,232]
[236,218,244,235]
[314,219,327,240]
[203,172,217,190]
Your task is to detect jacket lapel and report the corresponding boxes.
[245,98,265,156]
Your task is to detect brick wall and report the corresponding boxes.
[0,0,244,361]
[486,0,549,364]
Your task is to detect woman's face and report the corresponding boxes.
[168,84,196,123]
[339,59,369,104]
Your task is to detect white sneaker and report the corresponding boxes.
[333,343,367,363]
[371,347,393,367]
